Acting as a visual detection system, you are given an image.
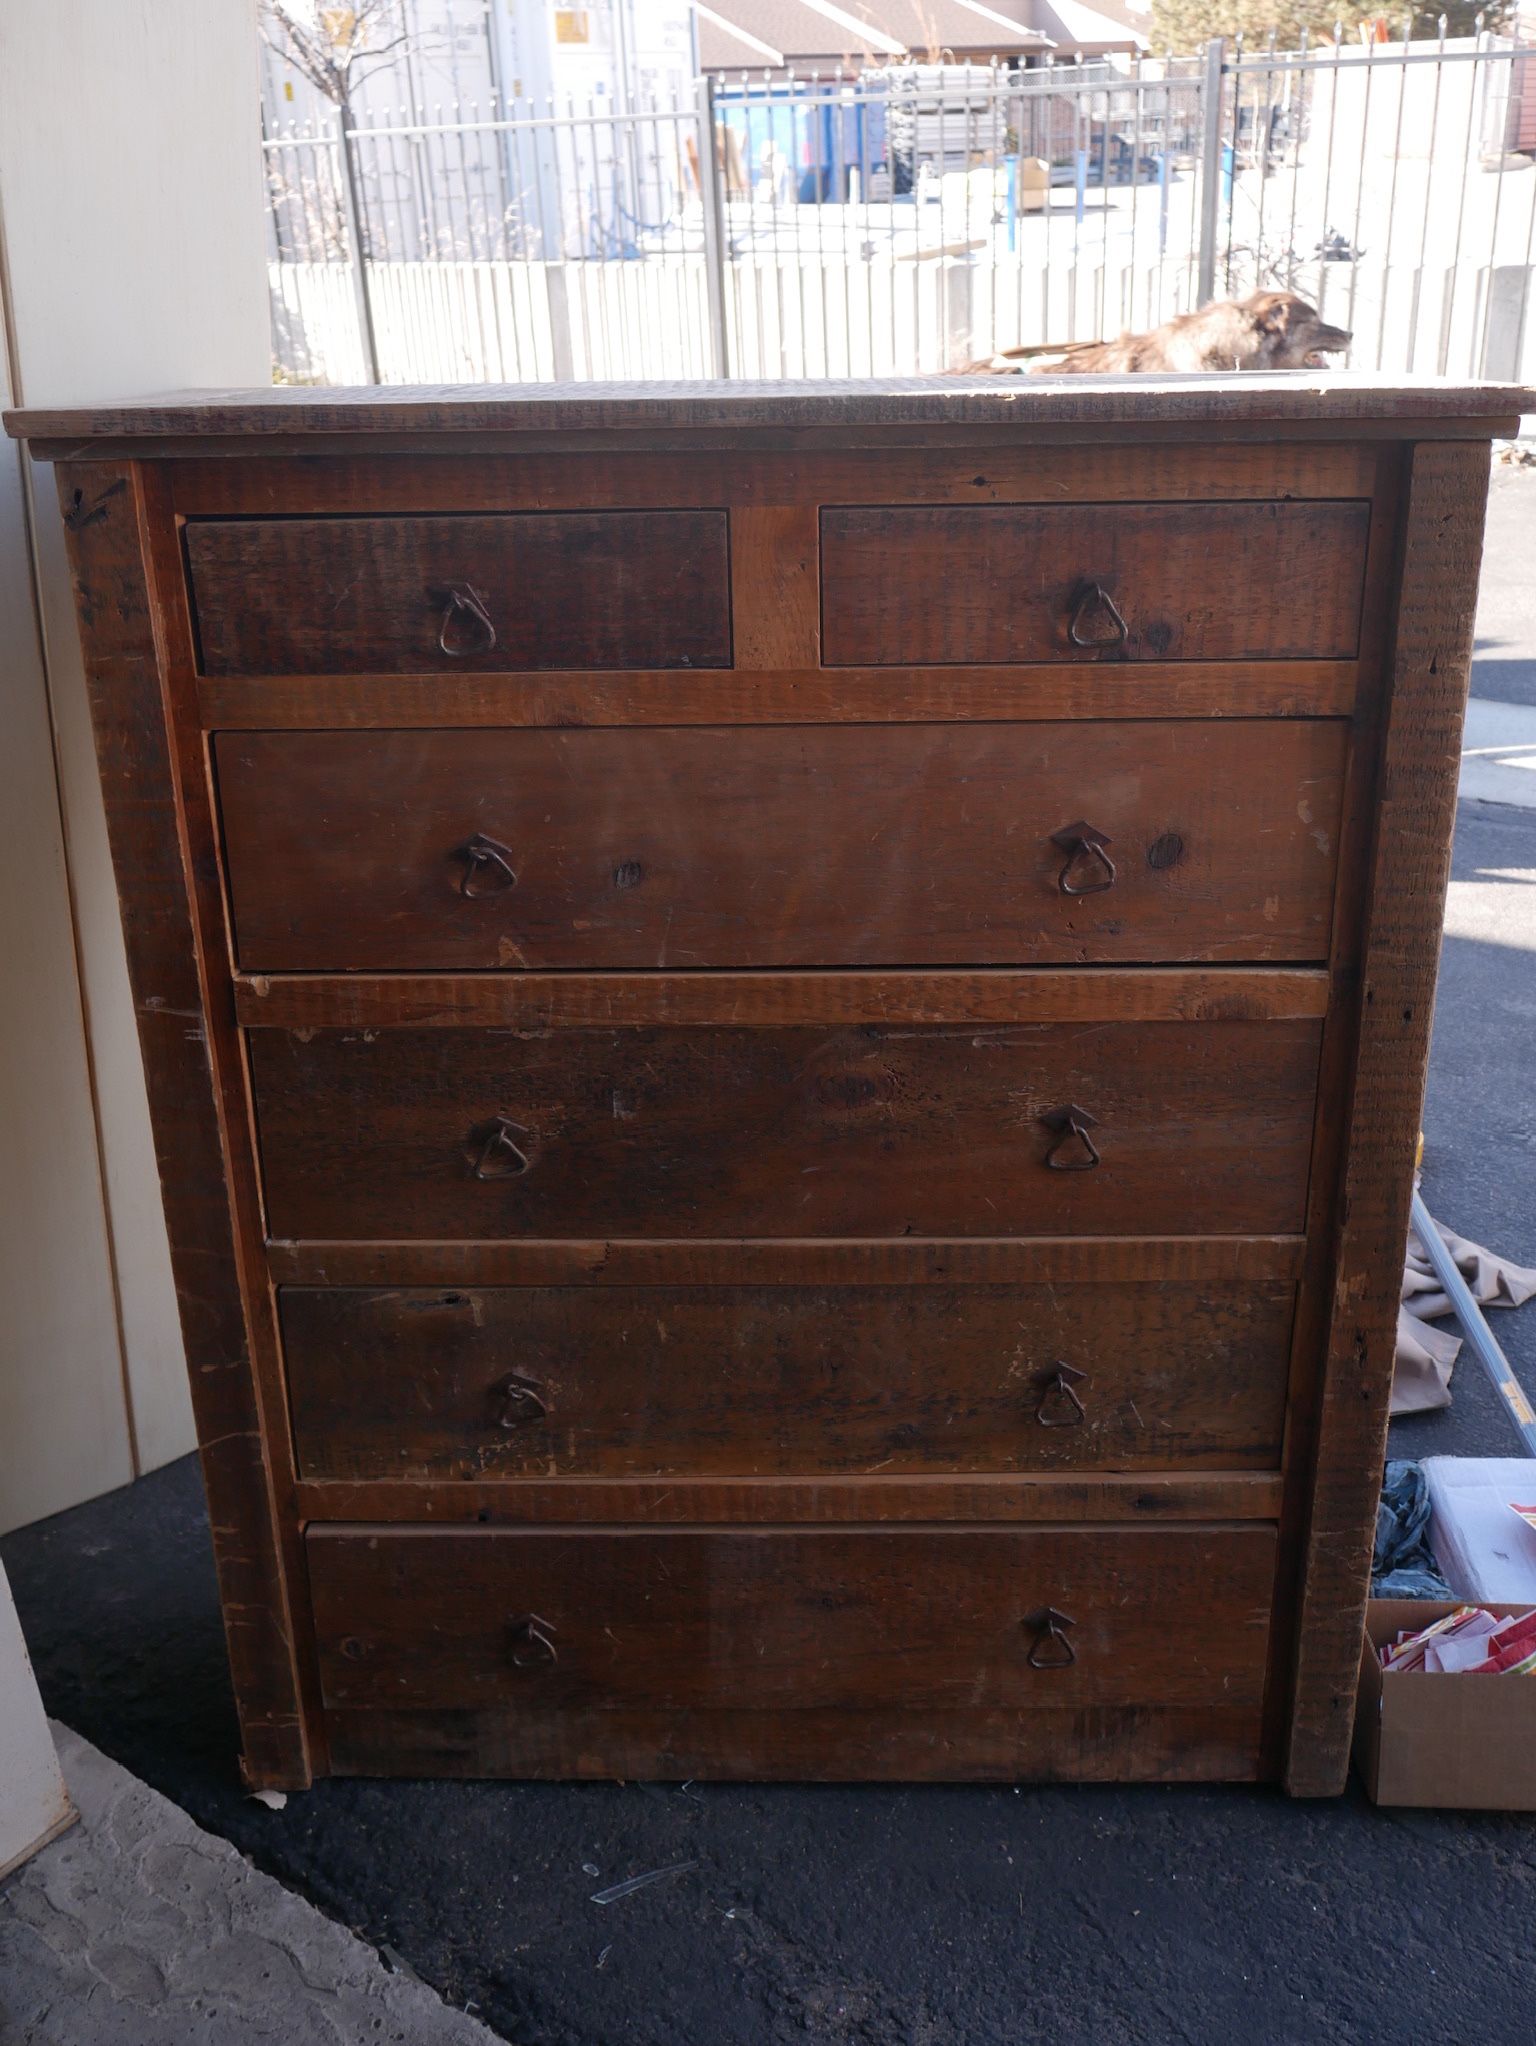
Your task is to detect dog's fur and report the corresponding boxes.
[968,291,1351,375]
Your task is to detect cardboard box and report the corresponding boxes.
[1017,158,1049,213]
[1355,1599,1536,1807]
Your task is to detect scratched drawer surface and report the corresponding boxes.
[184,512,731,675]
[307,1522,1277,1714]
[820,501,1370,665]
[249,1018,1322,1241]
[214,721,1346,972]
[282,1278,1295,1481]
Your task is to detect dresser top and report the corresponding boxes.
[6,375,1532,449]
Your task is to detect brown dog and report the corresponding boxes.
[969,291,1351,374]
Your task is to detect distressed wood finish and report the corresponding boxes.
[8,373,1526,441]
[730,505,820,666]
[307,1523,1276,1714]
[321,1702,1269,1782]
[53,463,311,1789]
[821,502,1369,665]
[235,967,1331,1031]
[265,1234,1307,1288]
[164,440,1382,516]
[1283,440,1494,1796]
[199,663,1360,729]
[248,1018,1323,1241]
[292,1471,1286,1524]
[282,1279,1296,1481]
[185,511,731,674]
[17,380,1520,1793]
[215,722,1346,971]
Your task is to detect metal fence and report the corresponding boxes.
[264,30,1536,385]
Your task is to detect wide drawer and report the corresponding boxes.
[184,512,731,674]
[282,1278,1296,1480]
[214,721,1346,971]
[307,1524,1277,1714]
[820,501,1369,664]
[249,1018,1322,1240]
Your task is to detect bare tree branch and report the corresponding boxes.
[260,2,429,110]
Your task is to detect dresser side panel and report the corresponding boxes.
[54,460,310,1789]
[1283,438,1492,1796]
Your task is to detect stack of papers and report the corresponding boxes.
[1381,1605,1536,1674]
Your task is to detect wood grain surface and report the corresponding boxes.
[165,441,1382,516]
[821,502,1369,664]
[306,1522,1277,1713]
[281,1278,1296,1480]
[1283,439,1495,1796]
[292,1470,1285,1524]
[8,374,1530,443]
[199,662,1360,729]
[235,968,1331,1031]
[55,462,312,1789]
[248,1018,1323,1240]
[266,1233,1306,1288]
[214,722,1347,971]
[319,1700,1270,1781]
[186,511,730,674]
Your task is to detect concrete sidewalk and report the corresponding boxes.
[0,1726,498,2046]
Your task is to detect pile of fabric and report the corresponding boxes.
[1394,1219,1536,1416]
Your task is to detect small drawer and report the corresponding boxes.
[248,1017,1322,1241]
[307,1523,1277,1716]
[184,511,731,675]
[282,1278,1295,1481]
[214,720,1346,972]
[820,500,1369,665]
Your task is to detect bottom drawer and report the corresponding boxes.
[308,1524,1277,1780]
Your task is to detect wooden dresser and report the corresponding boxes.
[10,378,1525,1796]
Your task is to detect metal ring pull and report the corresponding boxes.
[1068,583,1129,649]
[467,1114,531,1180]
[1034,1363,1088,1428]
[494,1372,549,1430]
[453,831,517,898]
[1050,821,1116,896]
[508,1613,558,1670]
[1039,1104,1100,1171]
[1024,1607,1077,1669]
[437,582,498,657]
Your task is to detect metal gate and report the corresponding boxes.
[263,31,1536,385]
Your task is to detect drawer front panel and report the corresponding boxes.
[308,1524,1277,1712]
[283,1279,1296,1480]
[185,512,731,675]
[820,501,1369,665]
[215,721,1346,971]
[250,1019,1322,1240]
